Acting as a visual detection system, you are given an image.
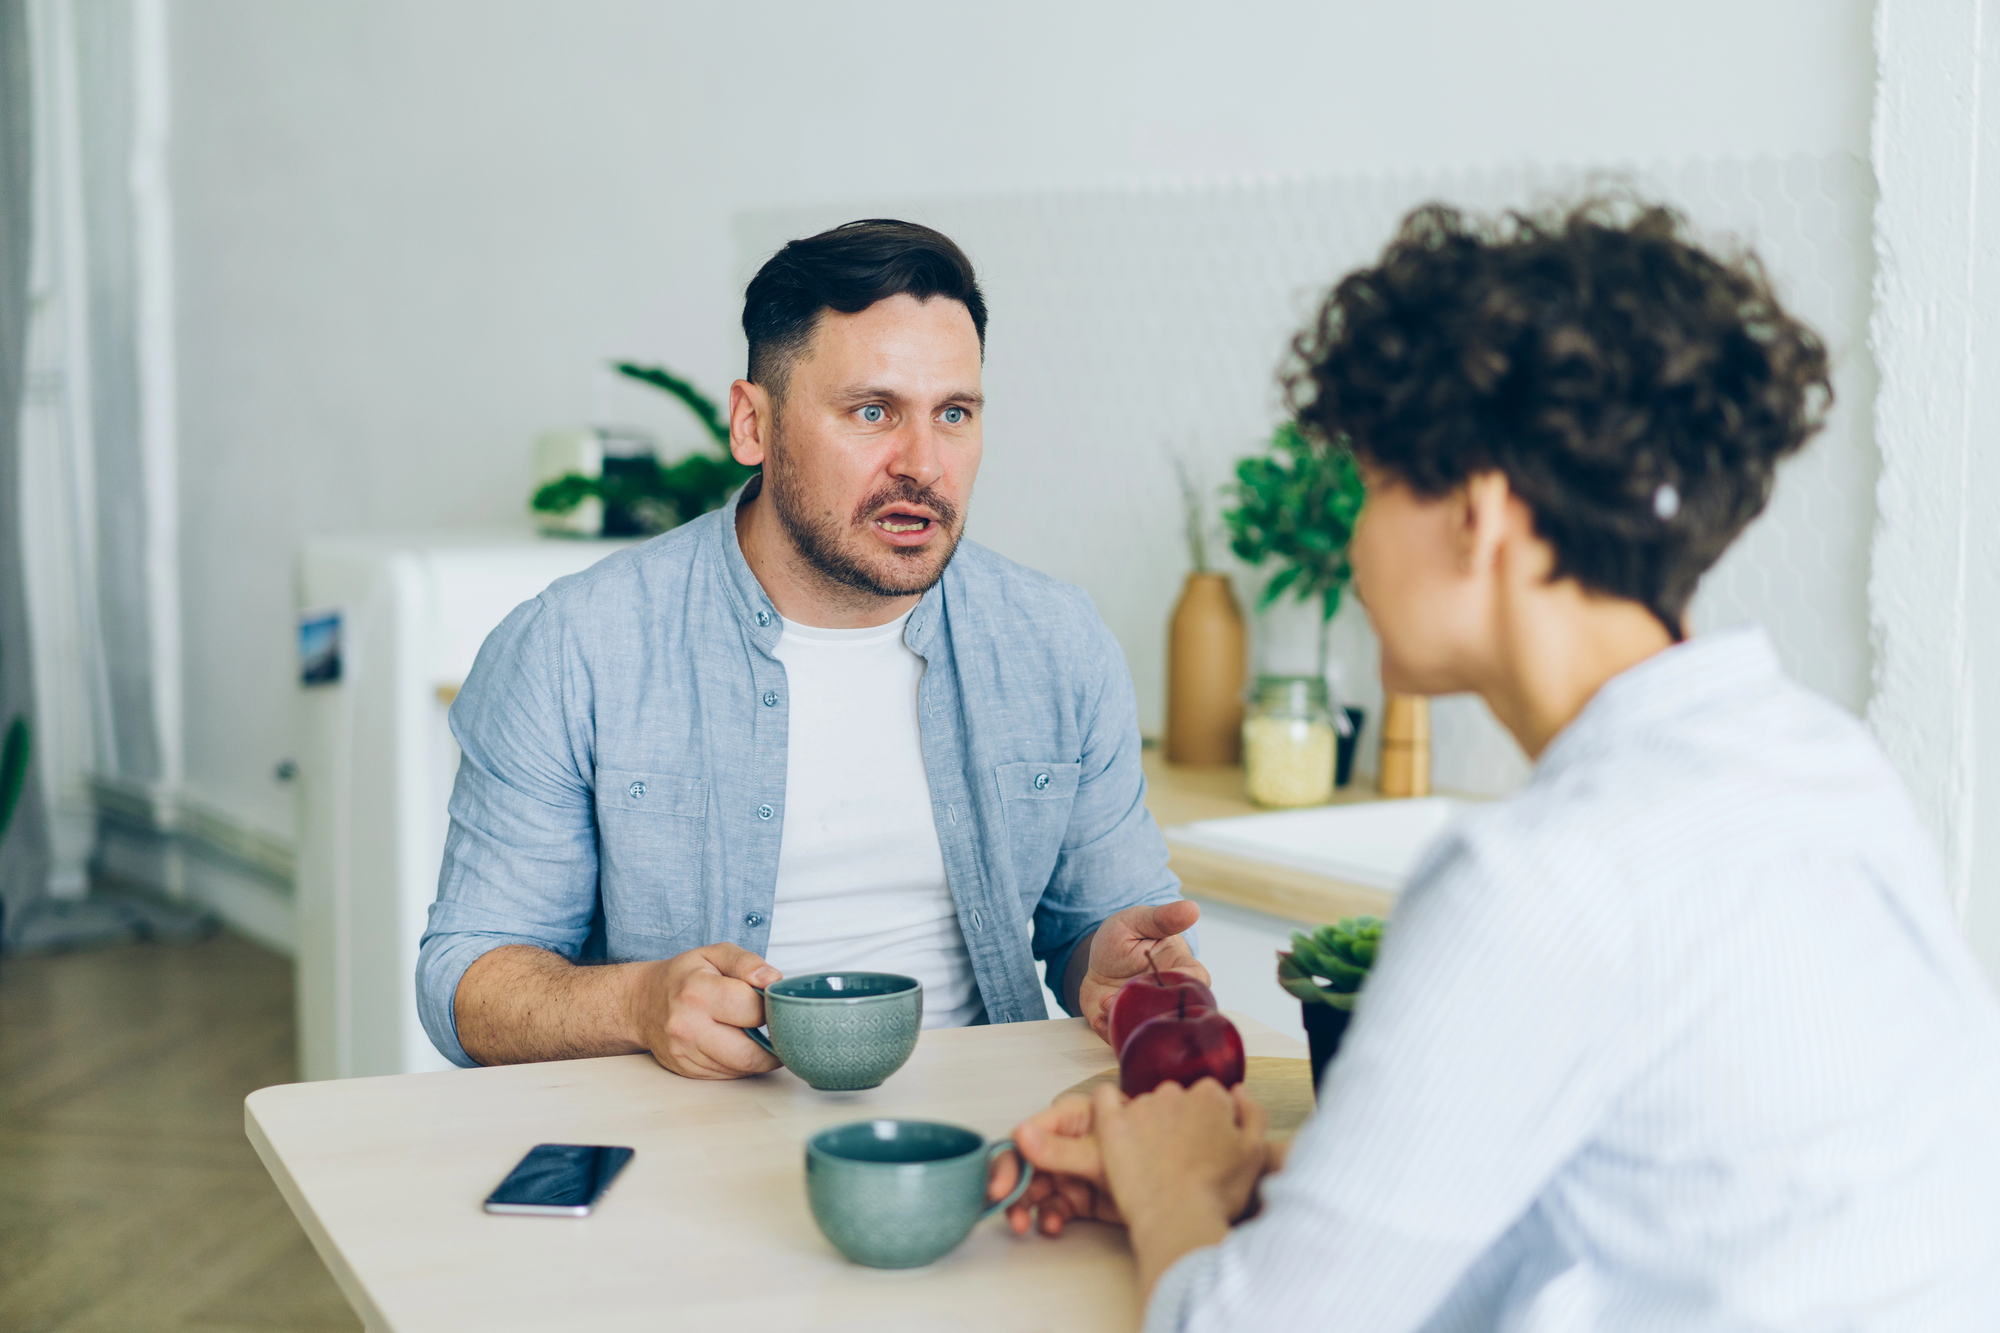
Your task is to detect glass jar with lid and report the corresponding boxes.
[1242,675,1337,808]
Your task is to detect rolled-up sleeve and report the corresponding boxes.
[417,598,598,1067]
[1033,592,1189,1011]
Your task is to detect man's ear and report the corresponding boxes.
[729,380,773,467]
[1460,471,1514,573]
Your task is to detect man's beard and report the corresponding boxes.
[764,452,965,600]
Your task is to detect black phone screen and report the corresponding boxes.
[483,1143,635,1216]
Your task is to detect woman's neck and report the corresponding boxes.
[1475,580,1677,760]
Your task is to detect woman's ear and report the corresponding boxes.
[1458,471,1514,574]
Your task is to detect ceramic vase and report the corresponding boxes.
[1165,573,1247,765]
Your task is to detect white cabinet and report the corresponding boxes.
[295,534,631,1080]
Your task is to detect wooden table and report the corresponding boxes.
[1141,752,1397,926]
[248,1013,1305,1332]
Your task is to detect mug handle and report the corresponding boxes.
[740,987,781,1060]
[979,1140,1034,1222]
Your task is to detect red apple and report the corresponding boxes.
[1118,997,1247,1097]
[1108,970,1218,1056]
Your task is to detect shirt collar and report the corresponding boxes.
[1536,624,1782,773]
[714,475,949,658]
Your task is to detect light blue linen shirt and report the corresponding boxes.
[417,482,1183,1068]
[1149,627,2000,1332]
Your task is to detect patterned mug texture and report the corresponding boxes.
[741,972,922,1091]
[806,1119,1033,1269]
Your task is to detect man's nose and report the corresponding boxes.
[887,418,943,488]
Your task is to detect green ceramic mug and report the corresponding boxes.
[805,1119,1033,1269]
[742,972,923,1091]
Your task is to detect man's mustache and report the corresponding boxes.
[851,479,959,531]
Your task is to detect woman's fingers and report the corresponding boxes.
[1016,1096,1110,1181]
[1233,1081,1268,1141]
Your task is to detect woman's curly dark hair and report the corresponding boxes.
[1288,198,1831,638]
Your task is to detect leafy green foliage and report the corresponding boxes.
[1222,422,1366,625]
[531,362,756,533]
[611,362,731,446]
[1277,916,1383,1012]
[531,473,600,515]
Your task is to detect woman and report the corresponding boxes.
[994,200,2000,1330]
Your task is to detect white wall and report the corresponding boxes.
[1868,0,2000,989]
[743,155,1877,796]
[169,0,1874,844]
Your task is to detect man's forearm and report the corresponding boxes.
[1062,926,1100,1017]
[454,944,651,1066]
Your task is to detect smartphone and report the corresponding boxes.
[482,1143,635,1217]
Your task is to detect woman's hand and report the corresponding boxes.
[1095,1078,1268,1297]
[988,1095,1125,1236]
[993,1076,1273,1279]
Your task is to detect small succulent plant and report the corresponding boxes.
[1277,916,1382,1012]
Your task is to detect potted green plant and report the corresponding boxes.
[532,362,757,536]
[1222,421,1368,783]
[1277,915,1381,1088]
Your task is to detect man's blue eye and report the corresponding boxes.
[861,405,885,424]
[942,406,966,425]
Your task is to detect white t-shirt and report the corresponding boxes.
[762,610,984,1028]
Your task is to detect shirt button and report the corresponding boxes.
[744,912,764,928]
[762,690,778,707]
[627,780,646,799]
[755,610,772,627]
[758,804,774,820]
[1033,772,1050,791]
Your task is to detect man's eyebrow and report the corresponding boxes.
[834,385,985,408]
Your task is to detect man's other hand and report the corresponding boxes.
[1078,900,1209,1042]
[630,943,785,1080]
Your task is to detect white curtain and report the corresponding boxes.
[1,0,50,937]
[10,0,177,934]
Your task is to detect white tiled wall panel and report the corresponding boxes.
[739,155,1875,796]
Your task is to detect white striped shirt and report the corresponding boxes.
[1148,627,2000,1332]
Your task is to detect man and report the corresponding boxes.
[416,218,1205,1078]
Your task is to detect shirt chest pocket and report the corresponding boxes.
[995,761,1082,897]
[594,769,708,946]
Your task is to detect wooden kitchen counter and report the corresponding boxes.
[248,1014,1305,1333]
[1141,751,1396,927]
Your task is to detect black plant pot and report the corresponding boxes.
[1335,706,1366,787]
[1302,1001,1353,1091]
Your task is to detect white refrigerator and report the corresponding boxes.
[295,533,631,1080]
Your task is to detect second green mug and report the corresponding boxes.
[806,1119,1032,1268]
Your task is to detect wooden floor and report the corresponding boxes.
[0,931,360,1332]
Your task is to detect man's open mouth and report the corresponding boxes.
[873,512,934,535]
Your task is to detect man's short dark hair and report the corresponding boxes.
[742,219,987,399]
[1288,197,1832,639]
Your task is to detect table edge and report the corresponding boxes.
[246,1093,393,1331]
